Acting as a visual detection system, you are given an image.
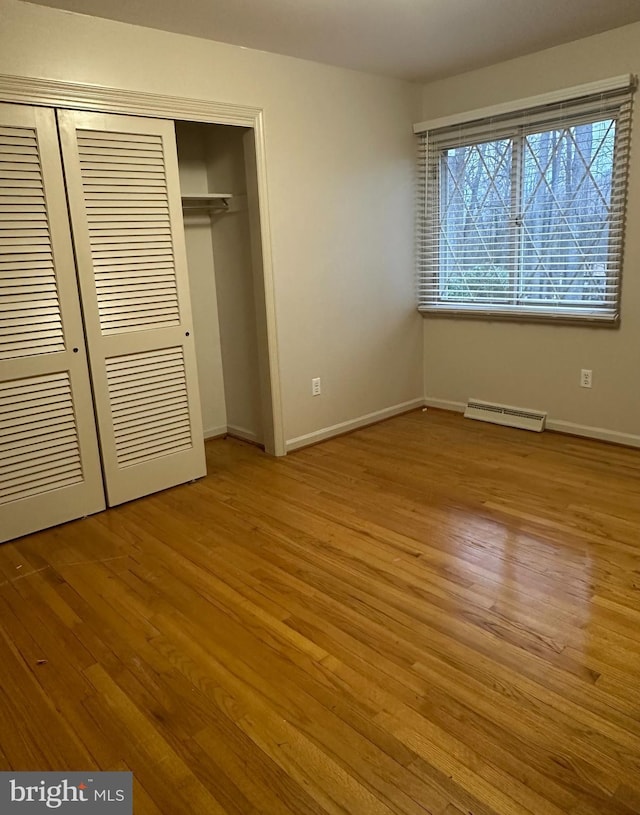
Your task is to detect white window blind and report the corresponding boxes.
[416,79,635,323]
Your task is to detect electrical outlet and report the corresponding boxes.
[580,369,593,389]
[311,377,321,396]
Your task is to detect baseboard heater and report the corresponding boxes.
[464,399,547,432]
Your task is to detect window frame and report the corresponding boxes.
[415,78,635,326]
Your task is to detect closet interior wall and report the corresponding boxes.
[176,122,264,447]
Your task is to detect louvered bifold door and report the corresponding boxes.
[0,103,105,542]
[57,111,206,507]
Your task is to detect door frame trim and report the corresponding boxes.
[0,73,285,456]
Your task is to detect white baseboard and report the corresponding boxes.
[227,425,260,445]
[212,399,640,451]
[546,419,640,449]
[423,397,466,413]
[204,424,263,445]
[204,424,228,440]
[424,395,640,449]
[285,398,425,452]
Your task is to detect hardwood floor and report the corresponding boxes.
[1,408,640,814]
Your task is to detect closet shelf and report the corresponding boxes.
[181,193,233,211]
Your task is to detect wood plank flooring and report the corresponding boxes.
[1,408,640,814]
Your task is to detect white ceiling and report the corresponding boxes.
[23,0,640,82]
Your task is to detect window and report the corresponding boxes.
[416,80,634,323]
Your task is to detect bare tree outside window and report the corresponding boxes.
[438,120,615,308]
[417,83,632,323]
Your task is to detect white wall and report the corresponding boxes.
[420,23,640,445]
[0,0,422,447]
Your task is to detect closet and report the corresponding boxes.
[175,121,265,449]
[0,102,206,543]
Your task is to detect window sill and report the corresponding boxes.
[417,306,620,327]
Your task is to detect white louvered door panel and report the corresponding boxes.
[58,111,205,507]
[0,103,105,543]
